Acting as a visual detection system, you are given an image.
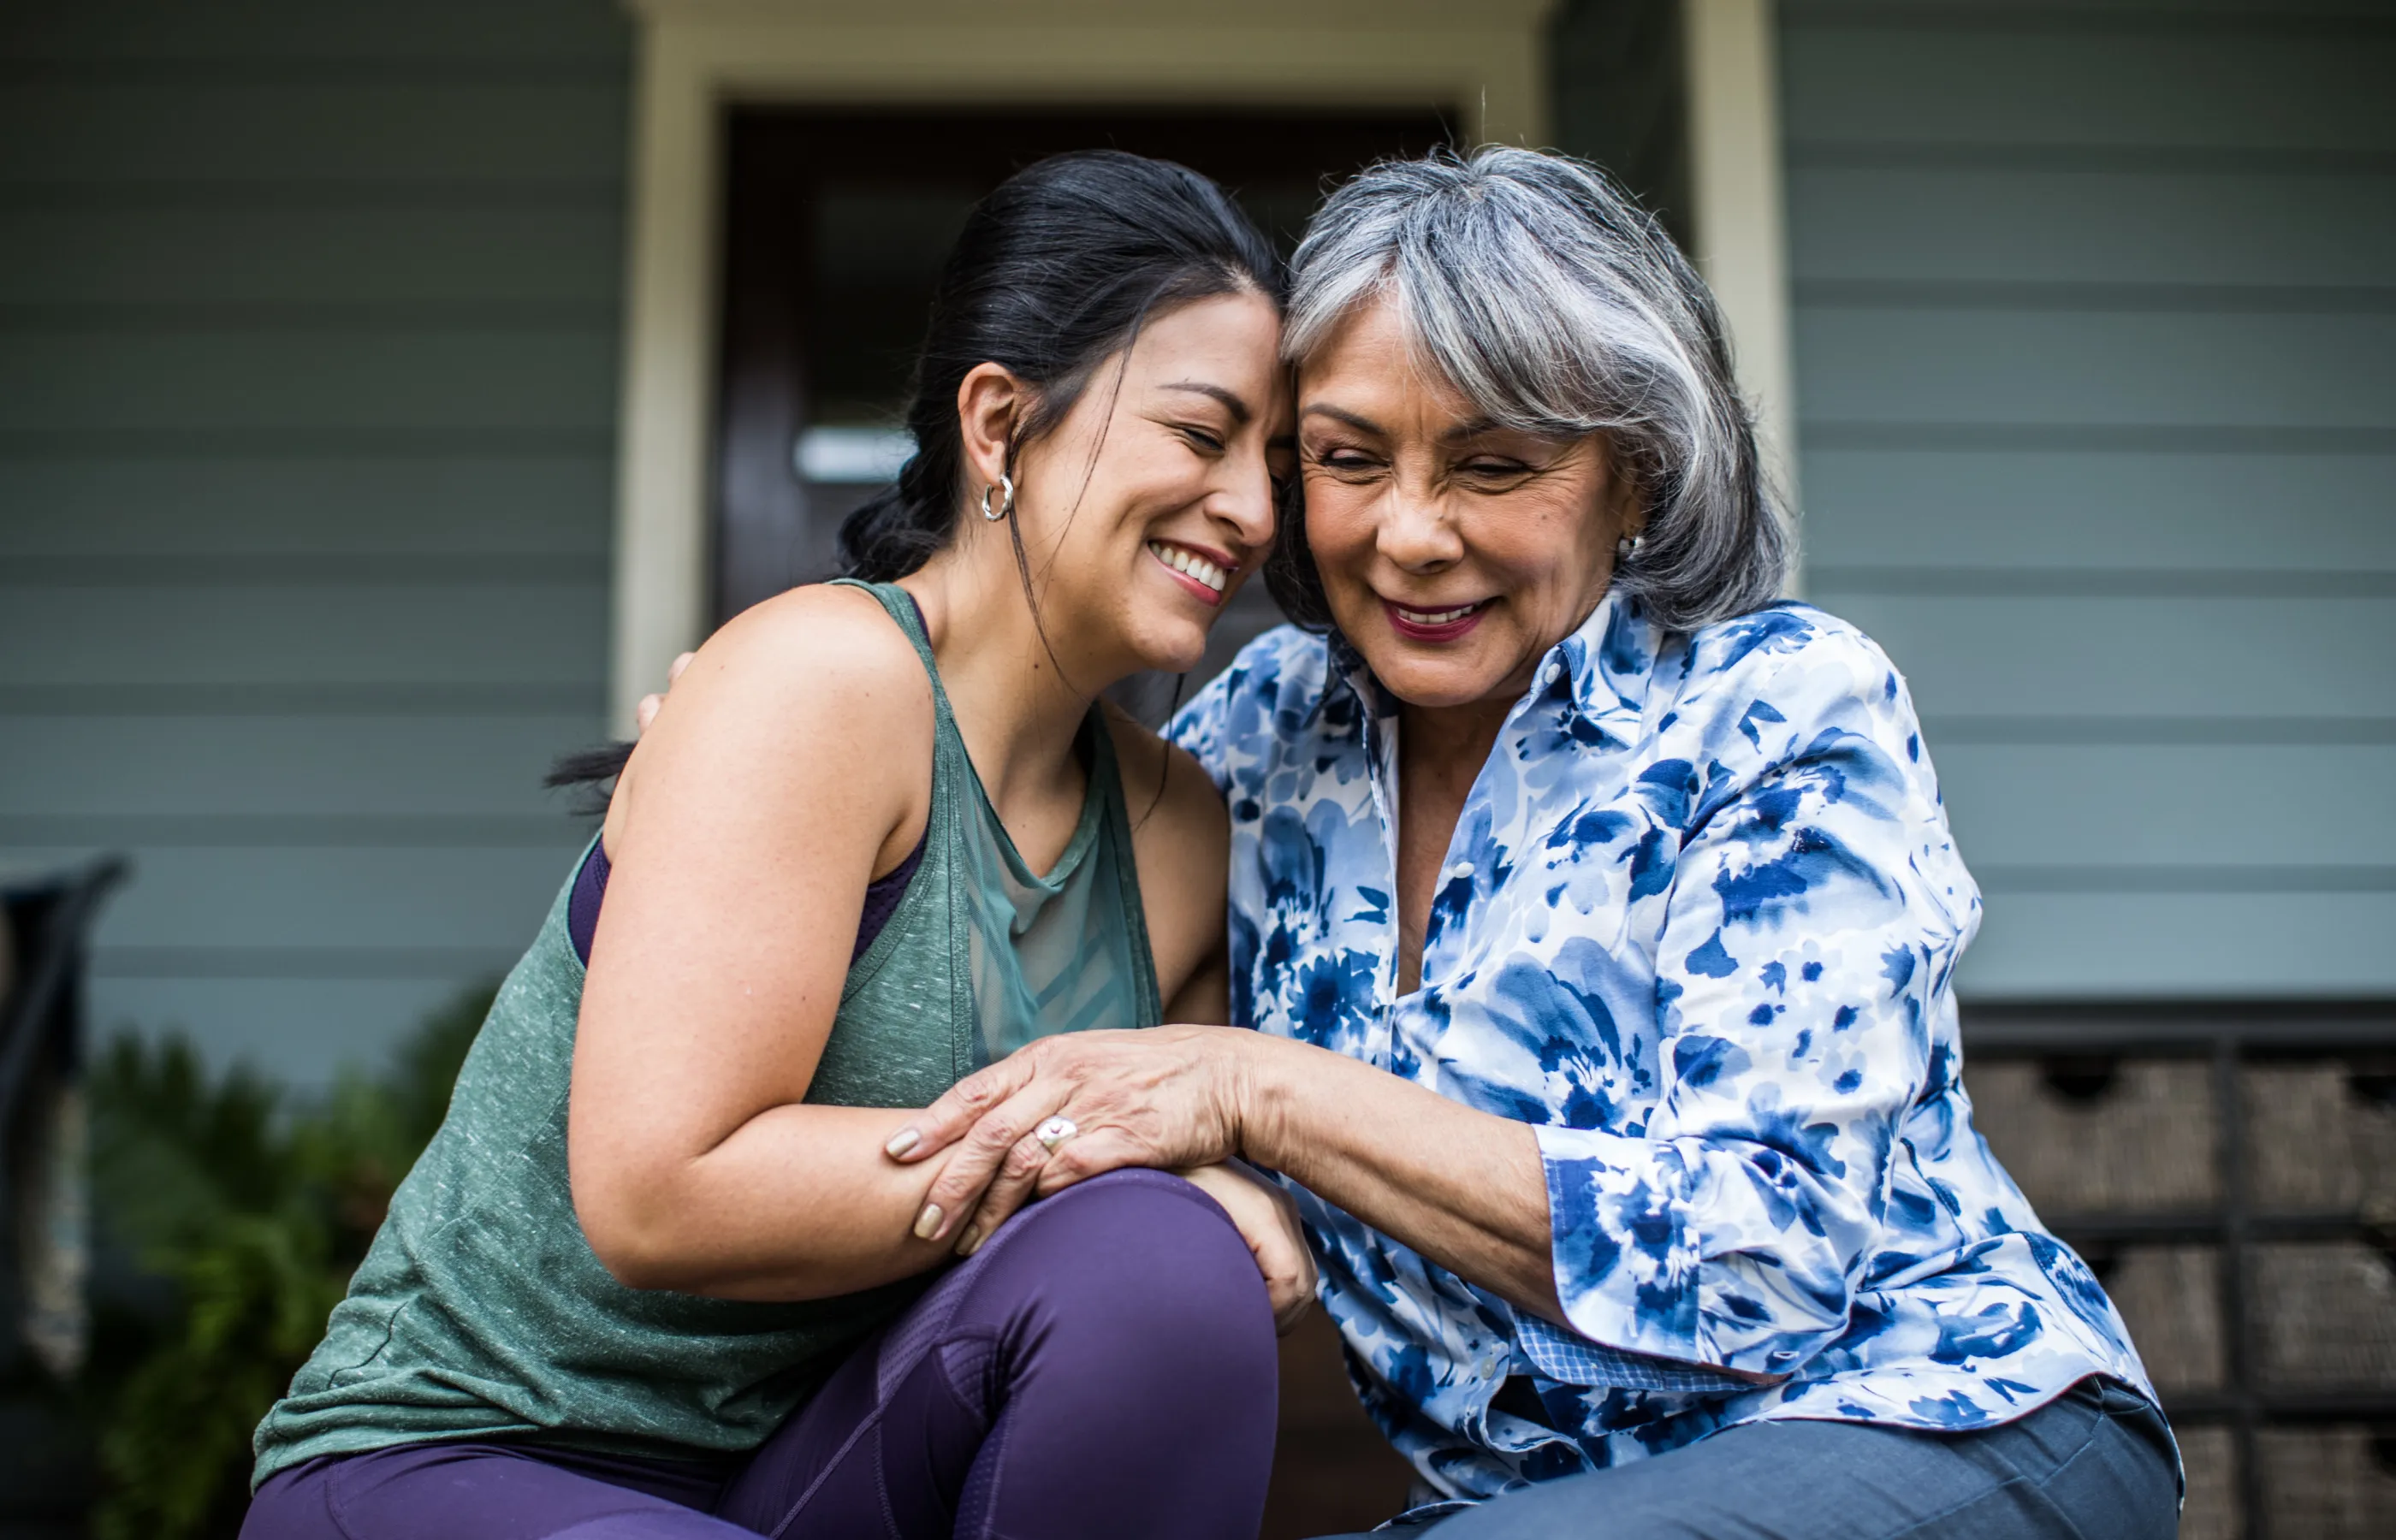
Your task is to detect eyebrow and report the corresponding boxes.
[1301,403,1383,435]
[1303,404,1502,444]
[1161,381,1252,426]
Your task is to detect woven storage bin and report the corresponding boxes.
[2174,1424,2239,1540]
[2246,1243,2396,1389]
[2255,1426,2396,1539]
[1966,1059,2217,1215]
[2102,1246,2225,1395]
[2243,1063,2396,1214]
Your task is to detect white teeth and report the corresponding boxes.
[1397,603,1480,625]
[1149,542,1226,593]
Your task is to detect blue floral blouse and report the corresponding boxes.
[1168,593,2163,1500]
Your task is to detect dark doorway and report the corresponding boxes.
[709,107,1456,683]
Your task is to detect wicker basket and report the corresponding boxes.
[2256,1426,2396,1539]
[1966,1058,2217,1215]
[2102,1246,2226,1395]
[2246,1243,2396,1390]
[2175,1424,2239,1540]
[2243,1064,2396,1215]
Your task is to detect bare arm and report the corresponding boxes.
[891,1023,1776,1385]
[885,1026,1560,1321]
[571,584,959,1301]
[1235,1034,1558,1319]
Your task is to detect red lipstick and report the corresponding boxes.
[1382,598,1487,643]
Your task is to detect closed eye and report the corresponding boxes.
[1310,447,1382,475]
[1456,457,1539,490]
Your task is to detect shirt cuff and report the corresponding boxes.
[1511,1312,1758,1392]
[1535,1122,1714,1368]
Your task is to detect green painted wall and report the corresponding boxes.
[0,1,629,1087]
[1779,0,2396,998]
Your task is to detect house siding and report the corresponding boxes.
[0,1,630,1086]
[1779,0,2396,999]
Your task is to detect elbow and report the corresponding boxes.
[572,1164,703,1292]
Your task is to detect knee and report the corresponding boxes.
[997,1170,1272,1342]
[1030,1170,1259,1293]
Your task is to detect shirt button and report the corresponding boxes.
[1541,662,1561,687]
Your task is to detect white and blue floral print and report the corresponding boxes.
[1168,593,2162,1500]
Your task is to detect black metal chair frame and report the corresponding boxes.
[0,855,130,1379]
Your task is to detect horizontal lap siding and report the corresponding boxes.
[0,0,629,1087]
[1779,0,2396,998]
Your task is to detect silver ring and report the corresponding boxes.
[1034,1115,1078,1153]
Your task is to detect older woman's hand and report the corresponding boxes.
[882,1025,1253,1255]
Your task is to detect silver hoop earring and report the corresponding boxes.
[1617,532,1645,560]
[979,473,1015,523]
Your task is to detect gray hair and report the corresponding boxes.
[1272,145,1790,633]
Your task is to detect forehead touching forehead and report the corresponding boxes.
[1112,289,1290,424]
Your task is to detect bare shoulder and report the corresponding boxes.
[608,583,934,844]
[702,582,930,711]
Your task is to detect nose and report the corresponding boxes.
[1375,484,1462,573]
[1211,457,1278,555]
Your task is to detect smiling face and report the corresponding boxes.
[1297,293,1632,712]
[999,289,1293,678]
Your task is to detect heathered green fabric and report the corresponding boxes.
[252,582,1160,1484]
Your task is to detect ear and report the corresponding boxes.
[1596,435,1645,541]
[955,364,1025,495]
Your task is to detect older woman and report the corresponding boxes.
[886,149,2180,1537]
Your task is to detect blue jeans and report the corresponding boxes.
[1316,1377,2177,1540]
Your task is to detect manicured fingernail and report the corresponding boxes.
[955,1224,982,1258]
[885,1127,921,1158]
[912,1203,943,1241]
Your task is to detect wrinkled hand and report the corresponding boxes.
[634,650,696,736]
[1177,1162,1316,1335]
[884,1026,1251,1257]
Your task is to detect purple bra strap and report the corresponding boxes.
[568,828,928,970]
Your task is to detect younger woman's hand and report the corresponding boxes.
[1175,1163,1317,1336]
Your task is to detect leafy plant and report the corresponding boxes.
[84,983,494,1540]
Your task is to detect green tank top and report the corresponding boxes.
[252,580,1161,1484]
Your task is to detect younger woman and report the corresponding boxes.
[241,151,1308,1540]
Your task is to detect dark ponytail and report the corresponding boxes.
[550,150,1283,803]
[839,150,1284,580]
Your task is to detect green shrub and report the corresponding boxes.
[85,983,495,1540]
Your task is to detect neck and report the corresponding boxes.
[1397,690,1515,802]
[898,527,1117,805]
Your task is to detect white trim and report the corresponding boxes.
[1682,0,1800,580]
[608,0,1562,731]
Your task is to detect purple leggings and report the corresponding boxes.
[242,1170,1278,1540]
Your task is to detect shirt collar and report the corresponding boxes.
[1319,585,1661,743]
[1553,587,1661,739]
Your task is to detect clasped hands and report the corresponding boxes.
[884,1026,1316,1333]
